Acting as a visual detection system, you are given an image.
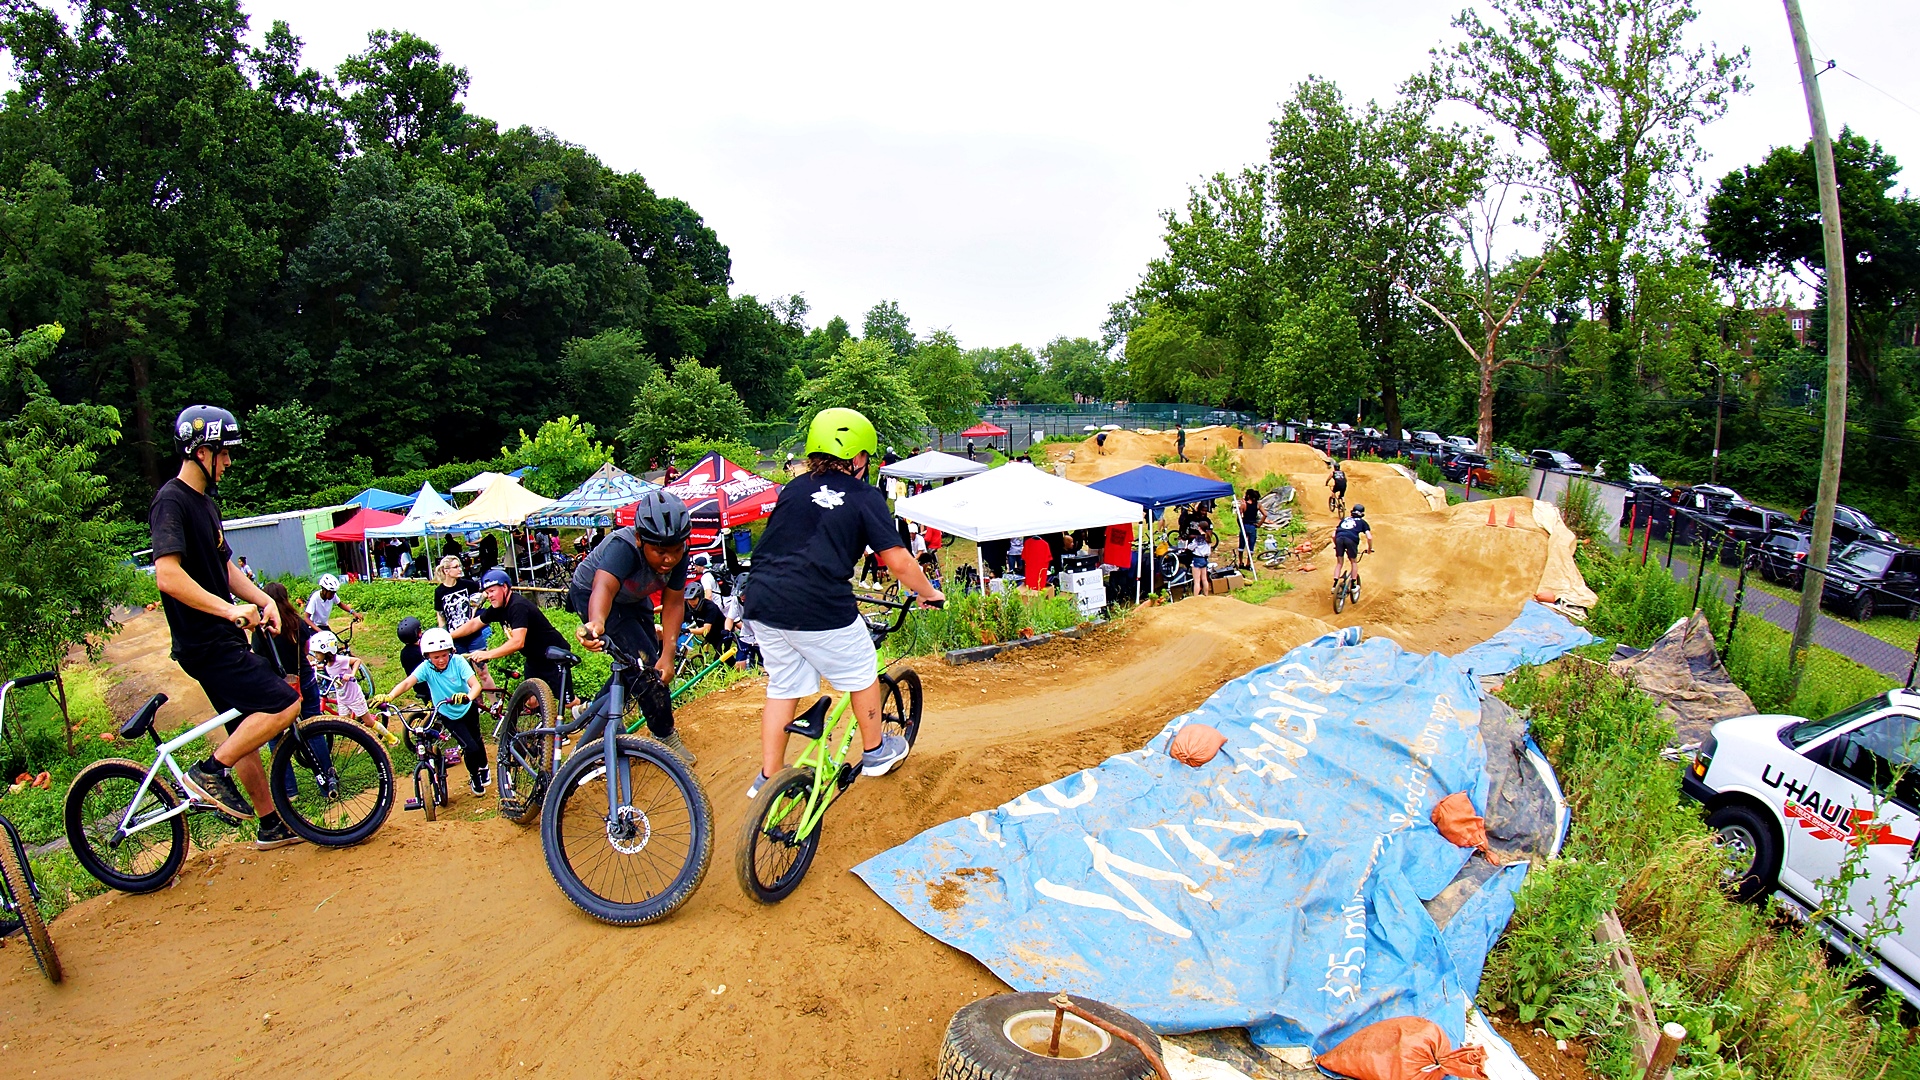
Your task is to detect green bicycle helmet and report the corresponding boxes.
[804,407,878,461]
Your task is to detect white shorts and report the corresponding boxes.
[750,617,878,700]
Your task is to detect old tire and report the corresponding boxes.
[936,992,1160,1080]
[1706,803,1781,904]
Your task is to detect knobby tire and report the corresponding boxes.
[497,678,556,826]
[0,824,59,982]
[64,758,188,894]
[540,734,713,925]
[269,720,393,846]
[881,668,924,749]
[735,766,822,904]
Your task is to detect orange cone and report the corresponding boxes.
[1506,510,1518,528]
[1486,505,1498,527]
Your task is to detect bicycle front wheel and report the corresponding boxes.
[0,821,59,982]
[64,758,188,893]
[1332,577,1347,614]
[881,668,923,750]
[497,678,556,826]
[735,766,822,904]
[540,734,713,925]
[270,720,393,846]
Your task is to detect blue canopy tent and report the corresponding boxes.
[345,487,415,512]
[1088,465,1236,599]
[523,462,660,528]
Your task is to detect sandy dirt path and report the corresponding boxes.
[1,599,1332,1080]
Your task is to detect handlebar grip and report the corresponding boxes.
[12,671,57,688]
[925,599,946,610]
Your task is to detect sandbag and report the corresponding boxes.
[1432,792,1490,851]
[1169,723,1227,767]
[1316,1016,1489,1080]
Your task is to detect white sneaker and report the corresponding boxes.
[860,733,910,778]
[746,772,768,800]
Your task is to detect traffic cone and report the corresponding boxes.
[1506,510,1518,528]
[1486,505,1497,527]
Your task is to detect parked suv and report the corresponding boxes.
[1440,451,1492,488]
[1820,541,1920,622]
[1717,504,1797,567]
[1686,690,1920,1004]
[1800,503,1900,548]
[1528,449,1583,473]
[1753,526,1838,590]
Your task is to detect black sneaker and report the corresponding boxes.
[470,766,489,796]
[254,815,305,851]
[184,759,255,819]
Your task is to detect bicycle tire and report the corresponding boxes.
[882,668,923,749]
[498,678,557,826]
[417,757,438,822]
[0,821,59,982]
[64,758,188,894]
[269,720,393,847]
[540,734,713,925]
[735,766,822,904]
[1332,575,1347,614]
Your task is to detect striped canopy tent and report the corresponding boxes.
[616,451,778,548]
[523,462,659,528]
[426,475,555,534]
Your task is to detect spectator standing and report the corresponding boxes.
[433,555,494,691]
[1175,425,1186,462]
[237,555,257,583]
[1022,534,1052,591]
[1239,490,1261,569]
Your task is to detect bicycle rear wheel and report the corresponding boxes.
[735,766,822,904]
[270,720,393,846]
[0,819,59,982]
[497,678,556,826]
[541,734,713,925]
[1332,576,1347,614]
[64,758,188,893]
[881,668,923,749]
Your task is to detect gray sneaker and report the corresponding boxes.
[658,730,697,766]
[254,815,304,851]
[860,733,910,778]
[184,759,256,819]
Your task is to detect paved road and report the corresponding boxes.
[1660,555,1917,682]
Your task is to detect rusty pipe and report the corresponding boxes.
[1047,993,1171,1080]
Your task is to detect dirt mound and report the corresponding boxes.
[1061,455,1144,484]
[1075,425,1256,466]
[1234,442,1328,478]
[1163,461,1222,482]
[5,600,1333,1080]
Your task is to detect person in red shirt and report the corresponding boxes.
[1101,522,1134,568]
[1022,535,1052,591]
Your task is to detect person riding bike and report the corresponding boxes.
[741,407,943,799]
[1326,463,1348,511]
[1332,503,1373,583]
[374,628,490,796]
[570,489,696,764]
[153,405,305,849]
[303,573,362,635]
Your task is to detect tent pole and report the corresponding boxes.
[977,544,985,595]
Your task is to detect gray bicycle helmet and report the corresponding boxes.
[630,489,692,546]
[1351,504,1366,519]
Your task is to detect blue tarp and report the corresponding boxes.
[854,609,1592,1054]
[345,487,414,512]
[1088,464,1234,514]
[1453,601,1596,676]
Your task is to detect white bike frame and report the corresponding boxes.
[109,709,242,844]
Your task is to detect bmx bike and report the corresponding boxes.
[375,701,452,821]
[1331,549,1366,614]
[0,672,63,982]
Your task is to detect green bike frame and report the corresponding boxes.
[617,643,738,735]
[762,646,892,844]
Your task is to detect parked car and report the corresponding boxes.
[1717,505,1798,567]
[1820,541,1920,622]
[1627,462,1661,486]
[1686,690,1920,1004]
[1752,527,1839,590]
[1800,503,1900,548]
[1412,430,1446,448]
[1439,451,1493,488]
[1445,435,1478,452]
[1528,449,1584,473]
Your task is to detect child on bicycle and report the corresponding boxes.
[307,631,389,741]
[374,628,490,795]
[1326,463,1348,512]
[1331,504,1373,582]
[741,408,942,799]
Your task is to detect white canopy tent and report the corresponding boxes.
[878,450,988,483]
[450,470,510,494]
[365,483,457,539]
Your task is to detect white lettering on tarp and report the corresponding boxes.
[1267,663,1343,696]
[1130,827,1178,867]
[968,812,1006,847]
[1197,785,1307,838]
[1164,824,1234,870]
[1040,774,1099,809]
[1034,835,1205,939]
[1321,834,1387,1003]
[1232,744,1298,782]
[1004,793,1059,817]
[1249,722,1311,763]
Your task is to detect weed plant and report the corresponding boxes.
[1490,456,1532,497]
[1558,478,1608,542]
[883,590,1084,659]
[1204,443,1238,485]
[1415,458,1444,487]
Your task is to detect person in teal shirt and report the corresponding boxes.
[374,627,490,796]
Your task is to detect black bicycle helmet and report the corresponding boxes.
[630,489,692,546]
[1351,504,1366,519]
[396,615,423,645]
[173,405,243,458]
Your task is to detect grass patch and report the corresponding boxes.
[883,590,1087,658]
[1229,577,1291,605]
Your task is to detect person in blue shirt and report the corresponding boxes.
[374,626,491,796]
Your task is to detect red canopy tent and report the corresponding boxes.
[316,507,408,580]
[617,451,780,549]
[958,421,1010,456]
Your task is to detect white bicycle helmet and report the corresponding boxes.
[318,573,341,592]
[307,630,340,656]
[419,627,456,653]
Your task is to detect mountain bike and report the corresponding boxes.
[1328,490,1346,518]
[376,701,450,821]
[65,680,394,894]
[736,595,930,904]
[1331,549,1366,614]
[0,671,62,982]
[538,634,714,925]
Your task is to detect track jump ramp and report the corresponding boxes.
[855,604,1592,1057]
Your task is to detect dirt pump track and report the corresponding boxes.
[1,600,1341,1080]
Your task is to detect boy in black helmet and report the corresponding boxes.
[155,406,306,850]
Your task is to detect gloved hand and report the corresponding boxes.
[371,693,392,707]
[449,693,470,705]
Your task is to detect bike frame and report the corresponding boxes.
[107,709,243,845]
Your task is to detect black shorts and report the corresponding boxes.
[178,643,300,733]
[1333,537,1360,559]
[1331,482,1348,497]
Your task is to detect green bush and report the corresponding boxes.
[1583,551,1691,649]
[1203,443,1238,485]
[1557,477,1607,541]
[883,590,1085,658]
[1490,456,1532,497]
[1415,459,1444,486]
[671,437,766,474]
[123,570,161,608]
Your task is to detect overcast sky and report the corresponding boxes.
[237,0,1919,349]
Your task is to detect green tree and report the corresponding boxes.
[220,401,333,512]
[863,300,916,358]
[560,328,657,438]
[0,324,132,677]
[1258,288,1368,421]
[707,294,803,418]
[796,339,929,449]
[1041,337,1110,401]
[502,415,612,497]
[911,329,981,434]
[620,361,749,471]
[1122,308,1236,405]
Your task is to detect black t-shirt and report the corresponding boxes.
[570,527,689,616]
[743,471,902,631]
[150,478,244,659]
[484,593,570,660]
[1333,517,1371,546]
[251,624,310,678]
[399,643,431,702]
[435,578,487,642]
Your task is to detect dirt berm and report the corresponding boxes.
[2,600,1335,1080]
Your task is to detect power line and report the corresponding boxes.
[1810,50,1920,119]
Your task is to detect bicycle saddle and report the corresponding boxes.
[544,645,582,667]
[118,693,168,741]
[784,696,832,740]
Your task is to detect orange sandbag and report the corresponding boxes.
[1316,1016,1488,1080]
[1534,589,1558,603]
[1432,792,1490,850]
[1169,724,1227,767]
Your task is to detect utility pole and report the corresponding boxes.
[1783,0,1850,691]
[1707,361,1725,483]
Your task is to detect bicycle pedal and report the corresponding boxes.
[835,761,859,792]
